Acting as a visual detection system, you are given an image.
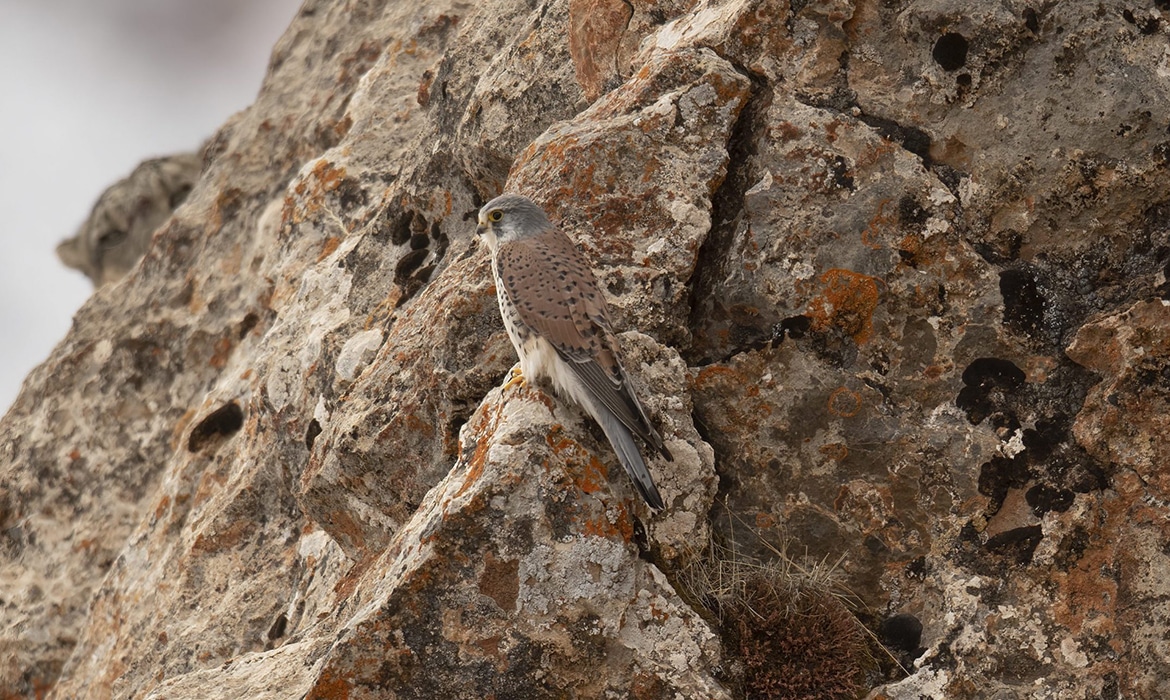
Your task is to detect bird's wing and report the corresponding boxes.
[496,229,670,458]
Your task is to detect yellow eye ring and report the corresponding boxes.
[488,210,503,222]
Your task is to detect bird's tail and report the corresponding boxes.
[593,405,665,510]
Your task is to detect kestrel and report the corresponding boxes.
[476,194,672,509]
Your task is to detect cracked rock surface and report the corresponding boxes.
[2,0,1169,698]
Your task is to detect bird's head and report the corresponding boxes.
[476,193,553,252]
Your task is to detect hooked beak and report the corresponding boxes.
[475,223,486,236]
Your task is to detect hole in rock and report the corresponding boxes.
[394,248,430,285]
[1023,8,1039,33]
[305,419,322,450]
[187,402,244,452]
[880,613,923,653]
[238,312,259,339]
[267,612,288,640]
[389,211,412,246]
[932,33,969,71]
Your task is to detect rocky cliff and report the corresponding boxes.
[3,0,1169,698]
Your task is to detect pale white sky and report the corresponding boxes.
[0,0,302,414]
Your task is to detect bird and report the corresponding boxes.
[476,193,672,509]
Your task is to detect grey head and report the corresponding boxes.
[476,194,554,250]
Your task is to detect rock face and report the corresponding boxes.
[56,153,202,287]
[2,0,1169,698]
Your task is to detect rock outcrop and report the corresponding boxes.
[3,0,1169,698]
[56,153,202,287]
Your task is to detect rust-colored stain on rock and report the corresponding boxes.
[317,236,342,262]
[208,336,234,369]
[478,552,519,612]
[567,0,632,101]
[807,268,880,344]
[826,386,862,418]
[457,402,504,498]
[306,668,353,700]
[9,0,1170,697]
[321,508,368,555]
[190,519,255,555]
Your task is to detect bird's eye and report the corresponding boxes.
[488,210,503,222]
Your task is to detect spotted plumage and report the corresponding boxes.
[476,193,671,509]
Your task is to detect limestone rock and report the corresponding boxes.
[1067,299,1170,498]
[3,0,1170,698]
[56,153,201,286]
[511,45,752,345]
[298,335,724,699]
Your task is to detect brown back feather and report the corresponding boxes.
[496,229,668,455]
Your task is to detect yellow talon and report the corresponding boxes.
[503,366,526,391]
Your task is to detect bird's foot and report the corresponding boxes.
[503,366,526,391]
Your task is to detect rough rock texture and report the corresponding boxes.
[3,0,1170,698]
[56,153,202,286]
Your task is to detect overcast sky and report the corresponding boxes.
[0,0,302,414]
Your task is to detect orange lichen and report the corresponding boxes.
[691,364,748,390]
[287,160,348,225]
[853,133,900,172]
[306,668,354,700]
[317,236,342,261]
[806,268,881,344]
[208,336,234,369]
[820,442,850,461]
[575,456,610,495]
[862,198,896,249]
[311,159,345,192]
[190,519,254,555]
[153,495,171,521]
[580,512,634,541]
[827,387,862,418]
[898,231,920,251]
[546,426,576,456]
[546,425,612,497]
[456,403,504,498]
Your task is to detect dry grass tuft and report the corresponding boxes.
[679,536,876,699]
